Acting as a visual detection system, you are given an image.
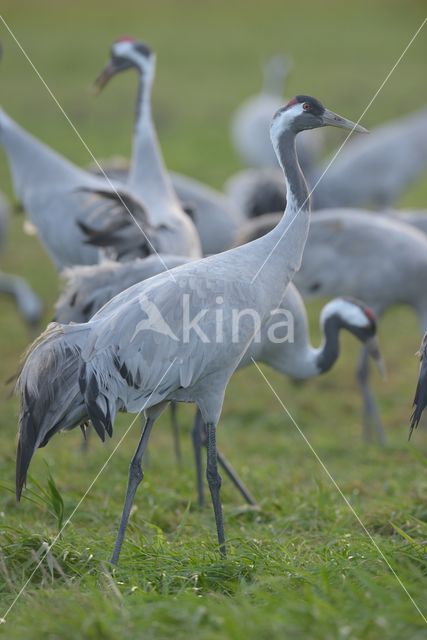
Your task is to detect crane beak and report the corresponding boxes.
[321,108,369,134]
[93,62,117,94]
[366,336,386,378]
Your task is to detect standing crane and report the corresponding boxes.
[88,37,241,257]
[16,96,366,563]
[230,55,323,175]
[235,209,427,444]
[55,255,382,503]
[226,106,427,221]
[89,37,201,261]
[0,44,200,269]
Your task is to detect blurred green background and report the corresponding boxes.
[0,1,426,638]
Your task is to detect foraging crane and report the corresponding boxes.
[0,191,42,332]
[16,95,366,563]
[236,209,427,444]
[55,254,382,502]
[90,37,201,261]
[191,292,382,507]
[230,55,323,175]
[409,331,427,438]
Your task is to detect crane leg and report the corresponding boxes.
[192,409,205,508]
[356,346,386,447]
[192,409,257,507]
[170,402,182,465]
[216,451,257,506]
[110,416,156,565]
[206,422,226,557]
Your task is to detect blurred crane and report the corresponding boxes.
[16,96,366,562]
[236,209,427,444]
[89,163,243,256]
[0,43,200,269]
[314,107,427,210]
[89,37,201,261]
[0,191,42,332]
[227,55,324,219]
[230,55,323,175]
[226,106,427,220]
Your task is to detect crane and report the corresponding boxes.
[0,190,43,332]
[226,106,427,221]
[0,45,200,270]
[55,254,382,502]
[314,107,427,210]
[16,96,366,563]
[87,37,242,257]
[191,291,382,507]
[235,209,427,444]
[230,55,323,175]
[90,37,201,261]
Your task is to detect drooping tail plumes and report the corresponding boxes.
[15,322,90,500]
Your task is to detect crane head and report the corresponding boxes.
[94,37,154,93]
[321,298,385,376]
[271,95,368,140]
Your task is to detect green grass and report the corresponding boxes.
[1,1,427,638]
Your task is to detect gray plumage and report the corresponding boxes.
[0,190,43,331]
[314,107,427,209]
[56,251,379,378]
[83,38,202,262]
[0,42,200,270]
[168,172,242,255]
[0,108,128,269]
[236,208,427,443]
[224,168,286,219]
[230,55,323,175]
[16,95,365,560]
[227,107,427,219]
[393,209,427,236]
[55,255,189,324]
[88,159,242,256]
[236,209,427,326]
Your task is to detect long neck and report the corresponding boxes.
[252,129,311,287]
[127,65,180,223]
[263,72,283,97]
[315,316,341,373]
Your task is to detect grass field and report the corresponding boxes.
[0,1,427,638]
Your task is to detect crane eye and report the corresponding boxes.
[302,102,311,111]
